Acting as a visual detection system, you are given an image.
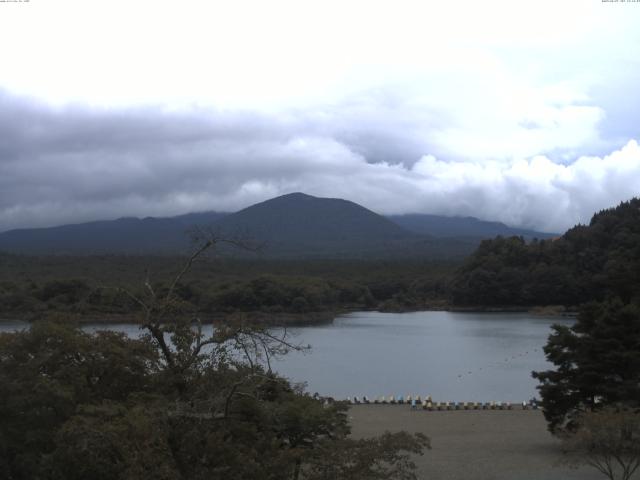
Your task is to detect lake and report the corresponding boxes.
[0,311,571,403]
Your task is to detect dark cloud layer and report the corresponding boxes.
[1,90,639,234]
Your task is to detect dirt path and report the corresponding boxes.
[348,405,606,480]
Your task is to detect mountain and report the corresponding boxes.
[0,193,549,258]
[211,192,426,257]
[387,214,556,239]
[0,212,227,255]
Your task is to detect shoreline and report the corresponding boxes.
[0,304,577,327]
[0,310,340,326]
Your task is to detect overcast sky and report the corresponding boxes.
[0,0,639,233]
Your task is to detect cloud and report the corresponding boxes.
[1,0,639,237]
[403,141,640,232]
[2,0,638,166]
[0,91,639,234]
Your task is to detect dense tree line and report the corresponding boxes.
[0,258,453,320]
[451,198,640,307]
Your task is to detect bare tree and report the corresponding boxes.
[562,407,640,480]
[109,229,306,395]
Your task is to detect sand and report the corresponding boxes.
[348,405,605,480]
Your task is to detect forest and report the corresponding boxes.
[451,198,640,308]
[0,256,454,322]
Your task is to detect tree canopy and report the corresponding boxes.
[0,237,429,480]
[532,300,640,433]
[451,198,640,307]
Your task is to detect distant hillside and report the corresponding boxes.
[0,212,227,254]
[0,193,471,258]
[0,193,551,258]
[451,198,640,306]
[387,214,556,239]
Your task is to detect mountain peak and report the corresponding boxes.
[278,192,315,199]
[216,192,413,254]
[259,192,316,204]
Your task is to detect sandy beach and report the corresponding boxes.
[348,405,605,480]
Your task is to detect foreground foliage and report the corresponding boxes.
[0,320,429,480]
[0,239,429,479]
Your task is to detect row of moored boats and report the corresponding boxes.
[343,395,541,410]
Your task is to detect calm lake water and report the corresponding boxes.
[0,311,572,402]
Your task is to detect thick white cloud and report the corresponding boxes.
[0,0,638,163]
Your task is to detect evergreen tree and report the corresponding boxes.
[533,300,640,433]
[451,197,640,307]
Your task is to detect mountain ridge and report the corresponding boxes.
[388,213,556,239]
[0,192,556,257]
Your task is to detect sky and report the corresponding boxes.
[0,0,639,234]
